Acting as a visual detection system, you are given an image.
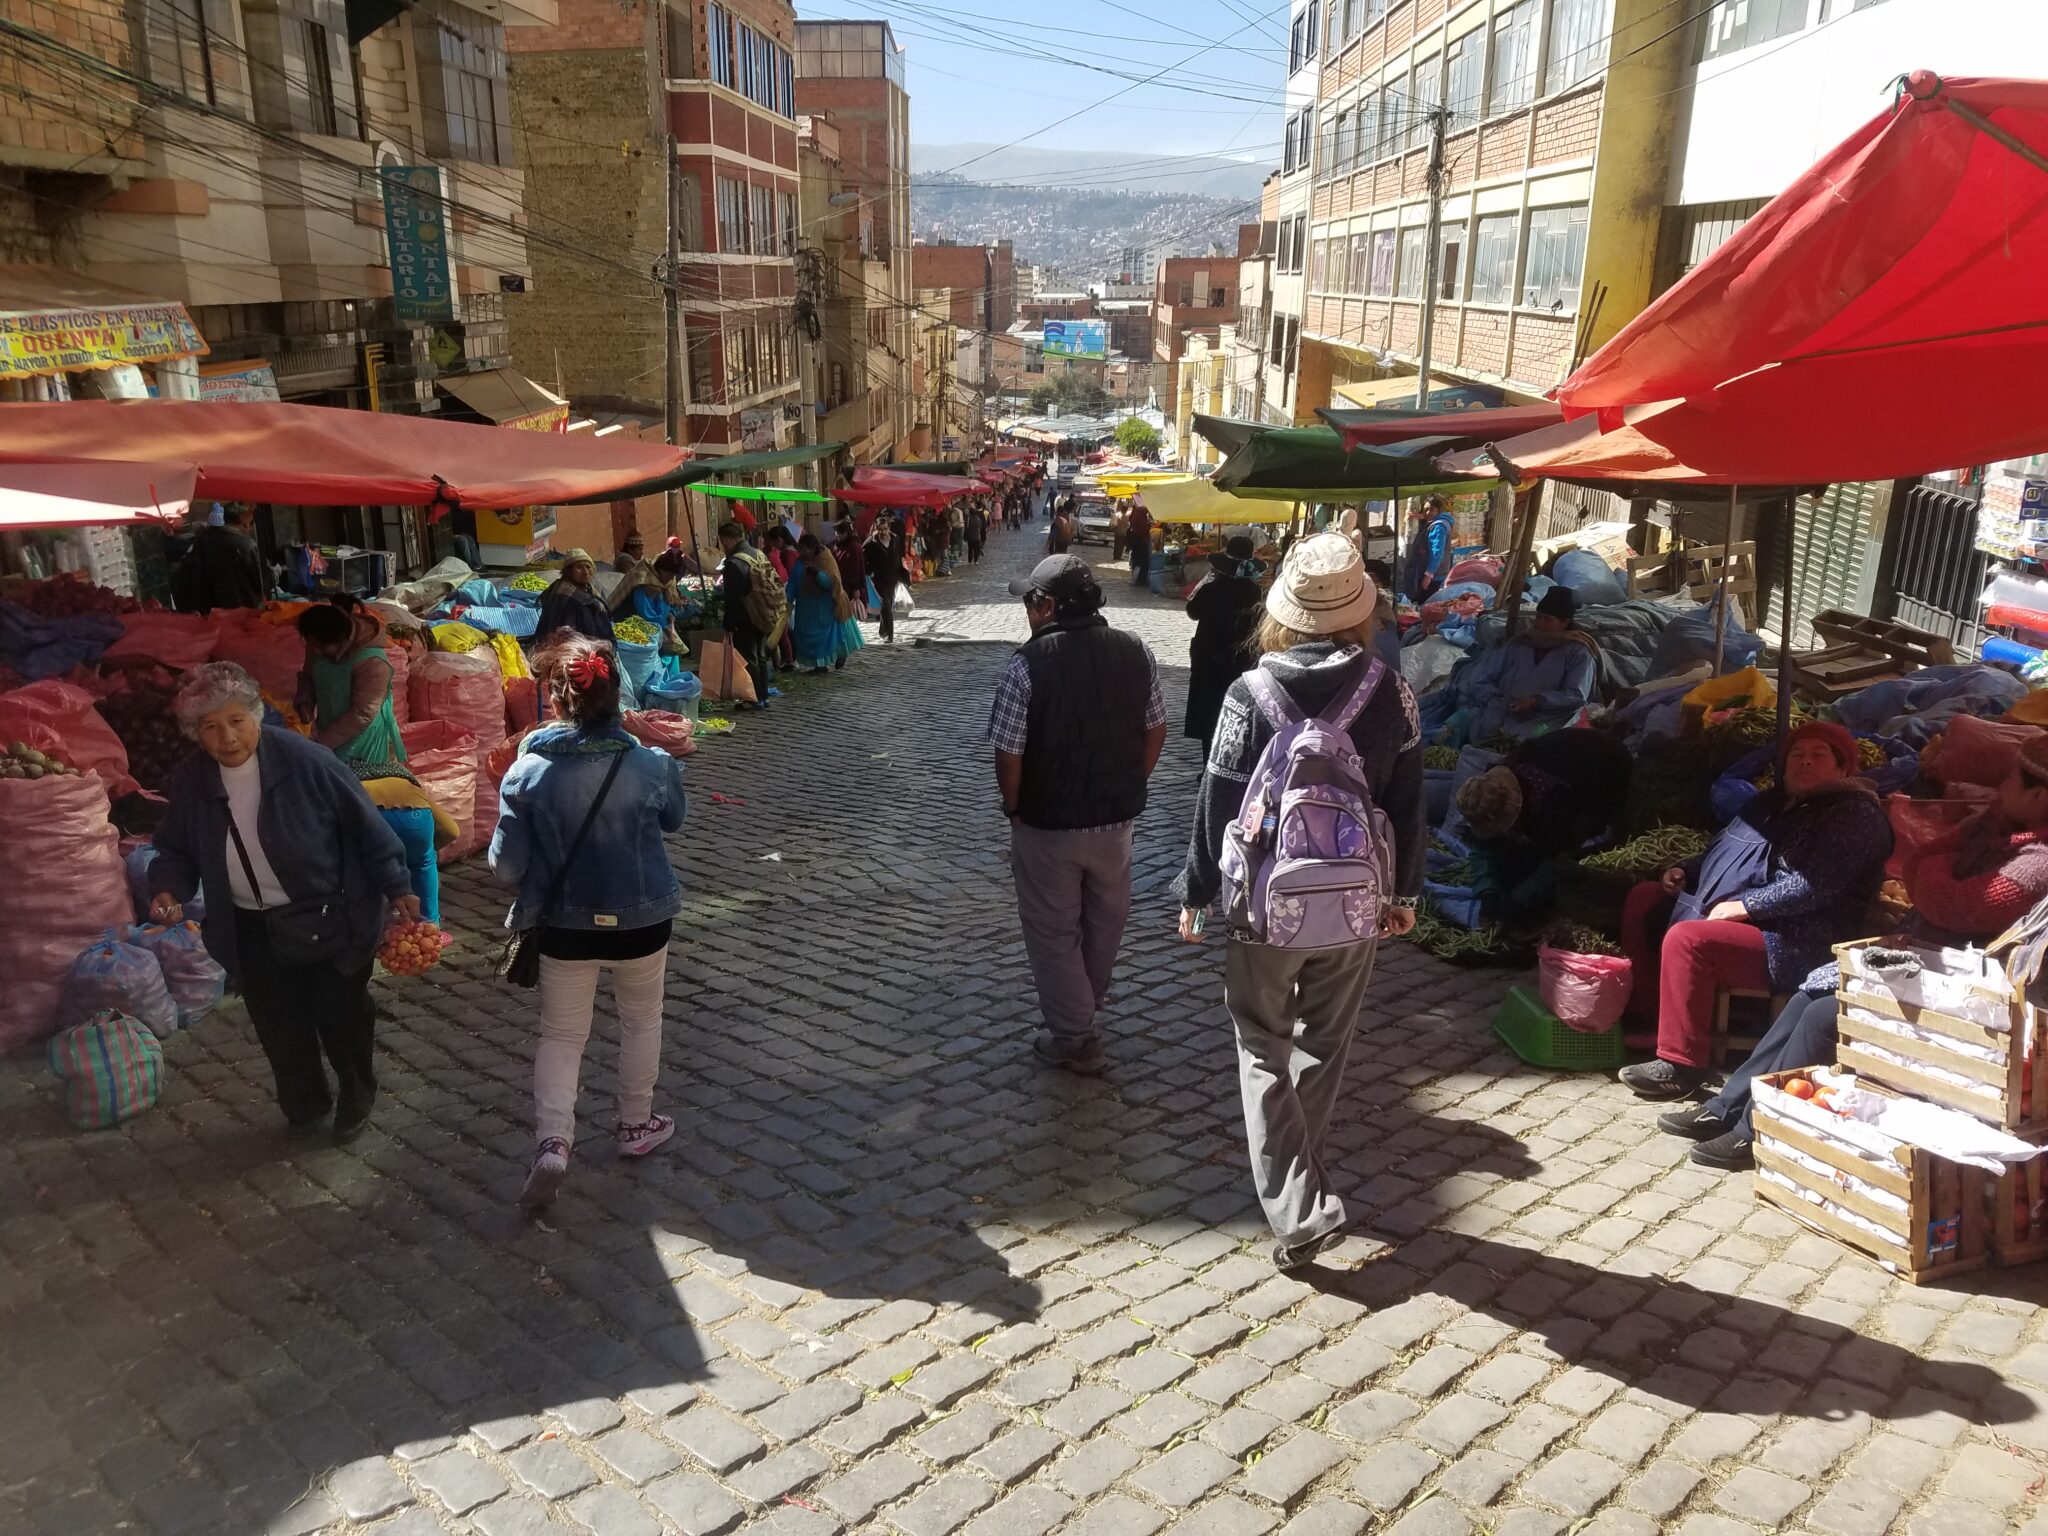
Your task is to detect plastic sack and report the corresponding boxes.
[462,607,541,639]
[483,726,536,788]
[125,843,206,926]
[401,719,483,863]
[210,610,306,701]
[384,645,411,729]
[1922,714,2043,790]
[0,774,135,1050]
[1549,548,1627,608]
[505,675,541,735]
[0,679,137,796]
[1537,944,1633,1033]
[1886,791,1994,881]
[486,632,531,681]
[698,637,759,703]
[410,648,506,753]
[624,709,695,757]
[102,611,219,671]
[124,921,225,1027]
[616,635,663,703]
[430,621,491,653]
[1683,666,1775,718]
[58,934,179,1040]
[1650,598,1762,677]
[1445,556,1503,589]
[48,1011,163,1129]
[643,670,702,714]
[454,579,498,607]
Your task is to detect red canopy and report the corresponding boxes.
[1561,72,2048,421]
[0,459,195,528]
[0,400,686,512]
[1329,404,1565,451]
[834,467,990,511]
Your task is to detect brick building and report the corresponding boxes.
[909,238,1015,388]
[1151,228,1258,419]
[510,0,801,459]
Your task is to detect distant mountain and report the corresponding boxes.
[911,143,1272,201]
[912,175,1252,281]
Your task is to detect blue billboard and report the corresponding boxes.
[1042,318,1108,359]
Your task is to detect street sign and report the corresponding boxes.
[381,166,454,324]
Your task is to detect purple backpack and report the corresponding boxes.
[1218,658,1395,949]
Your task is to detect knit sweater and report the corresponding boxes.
[1904,813,2048,942]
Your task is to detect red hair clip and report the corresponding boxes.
[565,651,612,687]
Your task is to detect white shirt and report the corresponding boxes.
[221,755,290,910]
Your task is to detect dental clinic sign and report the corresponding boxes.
[381,165,455,324]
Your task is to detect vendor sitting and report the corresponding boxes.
[614,549,690,647]
[1458,587,1598,743]
[1454,727,1633,926]
[295,598,403,768]
[1662,736,2048,1170]
[1618,720,1893,1104]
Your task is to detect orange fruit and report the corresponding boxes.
[1785,1079,1816,1100]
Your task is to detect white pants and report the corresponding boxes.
[534,948,668,1145]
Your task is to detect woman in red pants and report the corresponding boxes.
[1617,720,1893,1101]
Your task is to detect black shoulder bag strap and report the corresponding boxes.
[499,748,628,988]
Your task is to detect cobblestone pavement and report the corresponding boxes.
[8,523,2048,1536]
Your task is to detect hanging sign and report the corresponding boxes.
[381,166,455,324]
[0,301,206,379]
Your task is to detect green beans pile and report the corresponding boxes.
[1549,923,1624,957]
[1703,705,1811,744]
[1407,900,1512,961]
[1423,745,1459,771]
[1581,825,1711,877]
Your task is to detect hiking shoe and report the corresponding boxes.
[332,1105,374,1146]
[521,1137,571,1209]
[1618,1058,1707,1101]
[617,1114,675,1159]
[1658,1105,1731,1141]
[1691,1128,1756,1172]
[1273,1228,1346,1273]
[1033,1033,1107,1075]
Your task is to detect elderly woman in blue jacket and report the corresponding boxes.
[1458,586,1599,741]
[491,629,688,1210]
[148,661,417,1144]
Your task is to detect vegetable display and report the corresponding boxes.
[614,616,660,645]
[8,579,143,618]
[1,742,81,779]
[1422,745,1459,770]
[1548,922,1624,957]
[1703,705,1812,745]
[1581,825,1711,878]
[509,571,552,593]
[1407,900,1513,961]
[96,671,185,790]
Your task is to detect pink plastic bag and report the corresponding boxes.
[1537,944,1633,1034]
[0,680,138,796]
[0,775,134,1051]
[385,646,411,729]
[624,709,695,757]
[410,649,505,751]
[401,719,482,863]
[1924,714,2043,790]
[102,611,219,671]
[210,611,307,702]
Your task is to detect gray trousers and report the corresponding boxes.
[1226,936,1378,1247]
[1010,822,1133,1049]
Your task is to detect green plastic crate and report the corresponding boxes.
[1493,984,1627,1072]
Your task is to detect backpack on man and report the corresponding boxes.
[1218,659,1395,949]
[735,549,788,645]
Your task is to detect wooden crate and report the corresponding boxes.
[1833,937,2048,1136]
[1995,1154,2048,1266]
[1752,1070,1992,1285]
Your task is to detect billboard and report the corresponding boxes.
[1042,318,1108,359]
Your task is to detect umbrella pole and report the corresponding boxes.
[1501,485,1539,634]
[1778,492,1799,744]
[1712,484,1737,674]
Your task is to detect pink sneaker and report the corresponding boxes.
[616,1114,675,1158]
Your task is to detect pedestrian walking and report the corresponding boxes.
[1126,497,1154,588]
[1047,500,1078,555]
[1184,536,1263,754]
[991,554,1167,1073]
[1178,534,1426,1270]
[715,520,782,707]
[864,516,907,643]
[966,501,988,564]
[786,532,863,674]
[491,633,688,1210]
[148,662,417,1144]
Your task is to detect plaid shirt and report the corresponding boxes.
[989,646,1166,832]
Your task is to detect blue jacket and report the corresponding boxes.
[490,721,687,931]
[149,727,410,979]
[1465,636,1598,740]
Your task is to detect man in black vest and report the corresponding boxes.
[990,554,1167,1073]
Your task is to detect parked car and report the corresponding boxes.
[1073,494,1116,546]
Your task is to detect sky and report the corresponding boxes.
[795,0,1292,161]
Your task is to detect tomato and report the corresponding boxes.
[1785,1078,1816,1100]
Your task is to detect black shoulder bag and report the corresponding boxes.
[498,749,627,989]
[228,816,350,967]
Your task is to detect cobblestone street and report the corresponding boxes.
[9,522,2048,1536]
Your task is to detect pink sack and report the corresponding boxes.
[385,646,411,729]
[624,709,695,757]
[210,612,305,701]
[102,611,219,671]
[1537,945,1633,1034]
[401,719,483,863]
[410,649,505,751]
[1924,714,2043,790]
[0,680,138,796]
[0,774,135,1051]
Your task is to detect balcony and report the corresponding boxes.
[819,385,886,446]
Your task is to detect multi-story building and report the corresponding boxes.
[0,0,541,573]
[1016,263,1040,308]
[510,0,800,466]
[1269,1,1321,422]
[1176,333,1230,470]
[1020,292,1095,329]
[1233,206,1277,424]
[1300,0,1686,410]
[1115,246,1158,288]
[910,238,1015,387]
[794,18,913,467]
[1152,229,1258,420]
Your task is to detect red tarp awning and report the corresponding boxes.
[835,467,991,510]
[0,400,686,512]
[0,459,195,528]
[1324,404,1565,451]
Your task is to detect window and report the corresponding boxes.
[140,0,219,106]
[1349,232,1369,293]
[1340,0,1359,40]
[1396,226,1427,297]
[1699,0,1809,61]
[1291,216,1308,272]
[1369,229,1396,296]
[1177,281,1195,306]
[420,0,507,164]
[1547,0,1612,92]
[1408,55,1441,149]
[1289,9,1307,71]
[685,320,717,402]
[1522,203,1589,309]
[1354,93,1377,167]
[1330,111,1349,176]
[1310,238,1328,291]
[779,189,798,254]
[1365,0,1388,27]
[247,0,360,138]
[1438,225,1464,300]
[716,177,748,253]
[1468,213,1517,302]
[751,183,775,255]
[710,3,794,117]
[1489,0,1537,113]
[708,2,733,86]
[1269,314,1287,367]
[1445,29,1483,125]
[1284,114,1299,174]
[1284,317,1299,377]
[1305,1,1319,59]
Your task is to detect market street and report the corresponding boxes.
[6,531,2048,1536]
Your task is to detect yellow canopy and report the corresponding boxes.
[1096,470,1184,498]
[1128,475,1267,524]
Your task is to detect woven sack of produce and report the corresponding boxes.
[47,1010,163,1129]
[624,710,694,757]
[209,610,305,701]
[0,774,134,1050]
[123,921,226,1027]
[102,611,219,671]
[0,679,137,796]
[401,719,483,863]
[384,644,410,729]
[410,647,506,848]
[58,933,179,1041]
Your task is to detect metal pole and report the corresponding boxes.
[1778,493,1799,744]
[657,9,683,546]
[1413,106,1448,410]
[1712,484,1738,674]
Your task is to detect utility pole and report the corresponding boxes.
[1413,104,1449,412]
[793,247,822,490]
[655,4,683,543]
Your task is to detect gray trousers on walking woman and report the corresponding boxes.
[1226,936,1378,1247]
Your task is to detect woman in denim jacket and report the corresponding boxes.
[491,631,687,1209]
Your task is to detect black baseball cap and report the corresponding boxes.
[1009,553,1097,602]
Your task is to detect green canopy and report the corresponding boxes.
[551,440,847,506]
[702,484,831,503]
[1210,424,1494,503]
[1190,414,1271,459]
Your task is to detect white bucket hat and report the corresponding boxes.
[1265,531,1378,635]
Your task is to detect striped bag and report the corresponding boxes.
[46,1010,164,1129]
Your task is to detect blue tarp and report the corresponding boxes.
[0,603,124,680]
